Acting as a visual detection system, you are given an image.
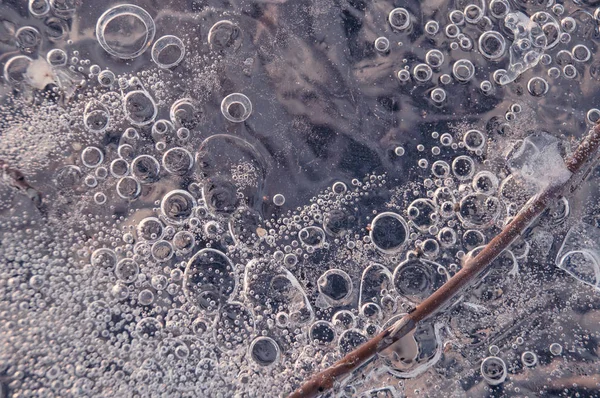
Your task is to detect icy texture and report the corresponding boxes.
[507,132,572,191]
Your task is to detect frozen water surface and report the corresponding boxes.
[1,0,600,396]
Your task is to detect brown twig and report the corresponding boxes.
[289,123,600,398]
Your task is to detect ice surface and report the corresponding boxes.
[507,132,572,191]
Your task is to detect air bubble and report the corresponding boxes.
[393,258,446,303]
[16,26,41,53]
[332,181,347,194]
[430,88,446,104]
[221,93,252,123]
[527,77,549,97]
[388,8,411,31]
[249,337,280,366]
[425,21,439,35]
[81,146,104,168]
[397,69,411,83]
[445,24,460,38]
[115,259,139,283]
[452,155,475,180]
[587,109,600,124]
[452,59,475,82]
[478,31,506,60]
[464,5,483,24]
[162,147,193,175]
[549,343,562,355]
[170,98,200,129]
[318,269,352,303]
[563,64,577,79]
[463,130,485,151]
[413,64,433,83]
[273,194,286,206]
[208,20,242,51]
[151,35,185,68]
[97,70,115,87]
[131,155,160,183]
[374,37,390,53]
[136,217,164,242]
[94,192,107,205]
[425,50,444,69]
[96,4,155,59]
[161,190,196,223]
[370,212,408,253]
[123,90,157,126]
[47,49,67,66]
[449,10,465,25]
[84,100,110,132]
[521,351,537,367]
[151,240,173,262]
[29,0,50,17]
[572,44,591,63]
[481,356,507,385]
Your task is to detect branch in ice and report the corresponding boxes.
[288,123,600,398]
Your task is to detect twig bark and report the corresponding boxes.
[288,123,600,398]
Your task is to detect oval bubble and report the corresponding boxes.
[131,155,160,183]
[478,31,506,60]
[249,336,280,366]
[359,263,393,310]
[299,226,326,248]
[116,177,140,200]
[123,90,157,126]
[183,249,236,311]
[221,93,252,123]
[115,258,139,283]
[317,269,352,303]
[481,356,507,385]
[136,217,164,242]
[162,147,194,176]
[161,189,196,223]
[389,8,411,31]
[370,212,409,253]
[310,321,336,345]
[208,20,242,51]
[393,258,448,303]
[96,4,155,59]
[151,35,185,68]
[458,193,501,229]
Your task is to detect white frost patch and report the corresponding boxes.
[25,57,56,90]
[556,222,600,290]
[507,132,572,191]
